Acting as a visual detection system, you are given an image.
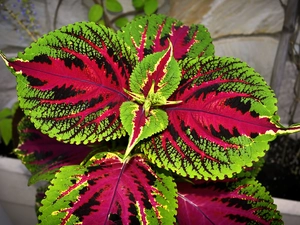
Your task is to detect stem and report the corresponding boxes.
[53,0,63,29]
[2,3,37,42]
[100,0,114,29]
[288,21,300,125]
[270,0,299,96]
[110,10,142,24]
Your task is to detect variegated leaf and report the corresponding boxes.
[129,41,181,100]
[120,101,168,156]
[38,153,177,224]
[177,178,283,224]
[120,42,181,155]
[15,117,92,184]
[1,22,137,144]
[117,14,214,61]
[141,56,300,180]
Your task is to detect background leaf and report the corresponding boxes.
[0,118,12,145]
[0,108,11,119]
[177,178,283,224]
[5,22,137,144]
[15,117,93,184]
[105,0,123,13]
[115,16,129,28]
[144,0,158,15]
[118,14,214,61]
[141,56,300,180]
[38,153,177,224]
[0,107,13,145]
[88,4,103,22]
[132,0,144,10]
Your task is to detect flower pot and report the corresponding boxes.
[0,157,38,225]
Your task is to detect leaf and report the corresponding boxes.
[88,4,103,22]
[11,101,19,115]
[141,56,300,180]
[3,22,137,144]
[0,107,13,145]
[115,16,129,28]
[38,153,177,224]
[120,44,180,156]
[0,108,11,119]
[15,117,92,184]
[117,14,214,61]
[144,0,158,15]
[0,118,12,145]
[132,0,144,10]
[129,42,181,100]
[120,101,168,156]
[177,178,283,224]
[105,0,123,13]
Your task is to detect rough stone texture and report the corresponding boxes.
[169,0,284,38]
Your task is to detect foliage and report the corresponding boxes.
[1,14,300,224]
[0,102,18,146]
[88,0,159,29]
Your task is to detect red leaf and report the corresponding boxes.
[141,57,283,179]
[7,22,137,144]
[15,117,92,184]
[177,179,283,224]
[39,153,177,224]
[118,14,214,61]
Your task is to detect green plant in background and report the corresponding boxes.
[88,0,158,29]
[0,102,18,146]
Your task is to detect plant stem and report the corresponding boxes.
[270,0,299,97]
[1,3,37,42]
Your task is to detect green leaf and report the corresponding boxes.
[105,0,123,13]
[0,118,12,145]
[0,108,11,120]
[115,16,129,28]
[132,0,144,10]
[88,4,103,22]
[11,101,19,115]
[144,0,158,15]
[98,19,105,25]
[0,107,13,145]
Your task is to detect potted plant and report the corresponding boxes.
[1,14,300,224]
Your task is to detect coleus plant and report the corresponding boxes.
[1,14,300,224]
